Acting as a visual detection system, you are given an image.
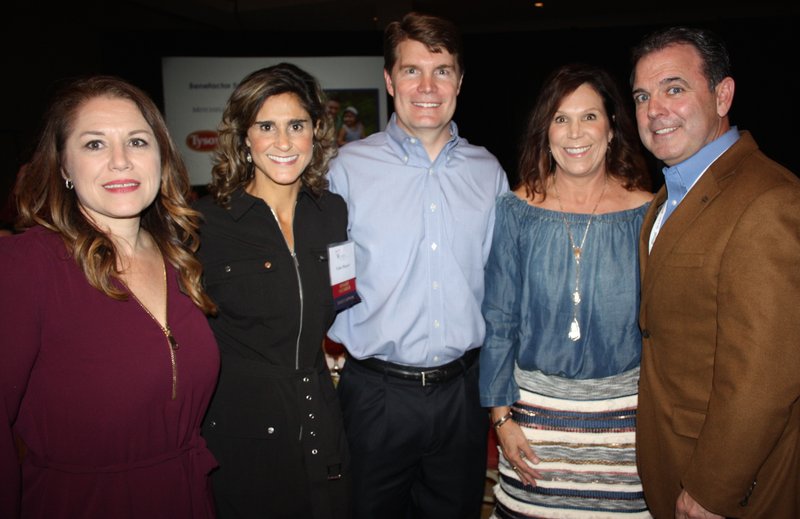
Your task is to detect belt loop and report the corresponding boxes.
[421,371,426,387]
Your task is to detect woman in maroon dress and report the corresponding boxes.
[0,76,220,518]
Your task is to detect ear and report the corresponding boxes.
[384,69,395,98]
[715,76,735,118]
[456,73,464,96]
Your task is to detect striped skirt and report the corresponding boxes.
[491,367,651,518]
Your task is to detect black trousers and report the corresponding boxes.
[338,355,489,519]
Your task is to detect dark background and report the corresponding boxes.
[3,1,797,226]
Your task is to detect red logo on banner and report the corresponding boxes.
[186,130,219,152]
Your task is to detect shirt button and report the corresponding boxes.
[430,203,437,212]
[431,242,438,251]
[224,265,231,273]
[264,261,272,269]
[311,449,319,455]
[302,377,310,383]
[403,155,408,163]
[432,281,439,290]
[428,168,434,175]
[310,431,316,437]
[433,355,439,362]
[409,138,416,144]
[267,427,275,434]
[671,200,677,206]
[433,320,440,328]
[308,413,315,419]
[306,395,312,401]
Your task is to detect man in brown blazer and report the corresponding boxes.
[630,26,800,518]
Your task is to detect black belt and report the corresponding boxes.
[353,348,479,386]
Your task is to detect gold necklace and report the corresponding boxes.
[552,176,608,342]
[127,260,180,399]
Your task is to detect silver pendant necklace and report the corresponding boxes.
[552,176,607,341]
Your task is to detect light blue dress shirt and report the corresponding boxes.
[327,114,509,368]
[480,193,650,407]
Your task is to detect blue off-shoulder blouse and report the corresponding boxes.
[479,191,650,407]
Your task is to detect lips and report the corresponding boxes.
[103,181,139,190]
[413,102,441,108]
[267,154,299,163]
[653,126,678,135]
[564,146,591,155]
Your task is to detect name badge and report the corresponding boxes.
[328,240,360,312]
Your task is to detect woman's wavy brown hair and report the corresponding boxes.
[517,63,651,199]
[14,75,216,314]
[208,62,337,208]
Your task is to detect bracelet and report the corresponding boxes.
[492,411,513,430]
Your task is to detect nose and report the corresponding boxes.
[275,129,292,150]
[567,120,582,138]
[646,95,666,120]
[417,73,435,93]
[110,145,132,171]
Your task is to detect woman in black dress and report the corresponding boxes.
[194,63,350,519]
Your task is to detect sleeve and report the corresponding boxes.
[0,236,45,518]
[479,196,523,407]
[682,182,800,514]
[327,157,349,201]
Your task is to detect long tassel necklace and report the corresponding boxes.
[552,175,608,342]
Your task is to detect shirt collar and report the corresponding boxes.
[662,126,740,200]
[385,113,460,165]
[227,185,320,221]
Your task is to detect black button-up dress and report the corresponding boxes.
[194,187,350,518]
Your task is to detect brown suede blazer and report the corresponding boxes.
[637,131,800,518]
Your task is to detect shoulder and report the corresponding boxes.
[0,226,69,278]
[192,193,219,215]
[319,190,347,215]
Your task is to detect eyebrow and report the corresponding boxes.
[254,118,310,125]
[78,129,152,138]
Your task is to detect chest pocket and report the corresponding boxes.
[203,257,282,318]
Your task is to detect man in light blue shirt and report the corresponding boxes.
[327,11,509,519]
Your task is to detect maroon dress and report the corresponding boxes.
[0,226,220,519]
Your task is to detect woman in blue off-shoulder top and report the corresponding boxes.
[479,63,654,519]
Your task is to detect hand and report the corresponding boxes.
[675,489,724,519]
[495,419,542,486]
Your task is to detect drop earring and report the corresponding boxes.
[65,178,74,190]
[246,151,252,163]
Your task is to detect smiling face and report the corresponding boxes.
[632,43,733,166]
[548,83,613,180]
[62,96,162,230]
[245,92,315,194]
[384,39,462,147]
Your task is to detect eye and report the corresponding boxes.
[290,122,305,132]
[633,93,649,104]
[554,115,567,124]
[584,113,597,121]
[666,86,684,95]
[436,68,450,76]
[258,122,273,131]
[130,137,149,148]
[84,140,104,150]
[404,66,417,75]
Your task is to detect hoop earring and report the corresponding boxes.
[65,178,74,190]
